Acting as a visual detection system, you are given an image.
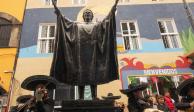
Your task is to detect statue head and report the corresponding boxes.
[83,9,93,23]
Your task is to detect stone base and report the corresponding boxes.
[55,100,123,112]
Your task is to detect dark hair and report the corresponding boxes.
[156,94,164,103]
[144,95,151,100]
[188,86,194,93]
[83,9,93,14]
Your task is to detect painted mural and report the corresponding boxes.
[119,55,194,89]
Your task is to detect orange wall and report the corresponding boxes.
[0,48,17,92]
[0,0,27,93]
[0,0,27,22]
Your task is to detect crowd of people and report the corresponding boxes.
[10,75,56,112]
[9,75,194,112]
[120,78,194,112]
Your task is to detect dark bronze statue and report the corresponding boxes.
[51,0,119,100]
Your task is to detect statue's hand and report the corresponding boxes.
[52,0,57,6]
[52,0,60,15]
[114,0,119,6]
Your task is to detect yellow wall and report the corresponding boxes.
[0,0,27,22]
[0,48,17,92]
[0,0,26,93]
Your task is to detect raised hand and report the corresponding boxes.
[51,0,60,15]
[52,0,57,6]
[110,0,119,12]
[114,0,119,6]
[35,88,44,102]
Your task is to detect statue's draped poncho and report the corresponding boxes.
[50,7,118,86]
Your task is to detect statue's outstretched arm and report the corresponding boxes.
[114,0,119,7]
[111,0,119,12]
[103,0,119,21]
[52,0,61,15]
[51,0,73,23]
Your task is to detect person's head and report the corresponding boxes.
[133,90,142,97]
[36,84,46,90]
[156,95,165,104]
[188,87,194,98]
[145,95,153,104]
[35,84,48,98]
[82,9,93,23]
[164,91,170,97]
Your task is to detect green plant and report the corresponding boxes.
[180,27,194,53]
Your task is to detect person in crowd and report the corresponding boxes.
[176,78,194,112]
[120,83,151,112]
[102,93,124,112]
[156,94,170,112]
[145,95,157,109]
[11,75,58,112]
[164,91,176,112]
[10,95,33,112]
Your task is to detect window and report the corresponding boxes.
[158,19,181,48]
[37,24,56,53]
[44,0,57,6]
[0,18,12,47]
[120,21,141,50]
[119,0,130,3]
[72,0,86,5]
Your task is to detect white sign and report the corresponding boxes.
[144,69,178,75]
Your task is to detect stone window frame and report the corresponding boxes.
[0,12,21,48]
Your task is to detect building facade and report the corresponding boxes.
[11,0,194,108]
[0,0,27,111]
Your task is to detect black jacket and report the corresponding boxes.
[127,94,151,112]
[10,98,54,112]
[157,103,169,112]
[175,97,194,111]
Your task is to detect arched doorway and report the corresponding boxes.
[0,12,21,47]
[0,17,12,47]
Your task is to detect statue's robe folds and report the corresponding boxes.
[50,7,118,86]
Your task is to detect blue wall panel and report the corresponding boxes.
[20,7,83,48]
[116,3,194,39]
[19,45,53,58]
[19,3,194,58]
